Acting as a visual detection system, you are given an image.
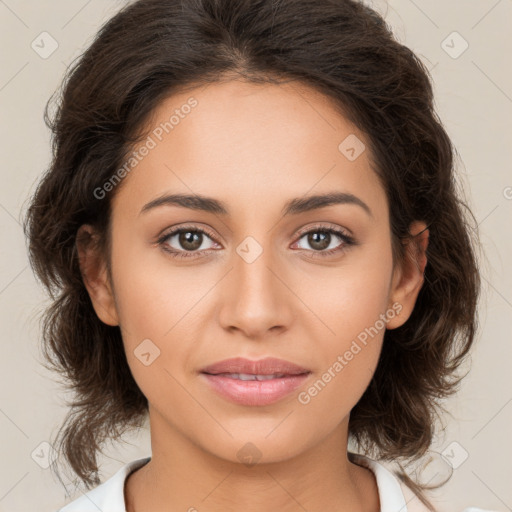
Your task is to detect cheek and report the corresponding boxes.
[109,238,218,391]
[294,235,394,343]
[292,244,393,412]
[110,234,204,336]
[294,286,387,425]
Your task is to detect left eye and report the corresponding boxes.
[293,228,354,254]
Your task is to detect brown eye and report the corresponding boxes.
[175,230,204,251]
[157,226,218,259]
[303,231,332,251]
[294,227,354,256]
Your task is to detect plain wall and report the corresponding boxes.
[0,1,510,511]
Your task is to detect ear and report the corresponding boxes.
[76,224,119,327]
[386,221,429,330]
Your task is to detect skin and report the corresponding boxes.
[77,78,428,512]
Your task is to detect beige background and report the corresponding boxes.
[0,1,511,511]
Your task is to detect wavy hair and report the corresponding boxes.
[23,0,480,508]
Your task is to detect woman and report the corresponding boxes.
[24,0,489,510]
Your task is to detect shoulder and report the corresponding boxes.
[399,482,495,512]
[348,452,496,512]
[55,456,151,512]
[349,452,429,511]
[400,482,497,512]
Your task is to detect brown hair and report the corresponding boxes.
[23,0,480,508]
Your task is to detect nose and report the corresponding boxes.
[217,240,295,340]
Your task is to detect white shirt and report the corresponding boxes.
[57,454,494,512]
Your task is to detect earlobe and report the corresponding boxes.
[386,221,429,330]
[76,224,119,327]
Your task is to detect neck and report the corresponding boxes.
[125,408,379,512]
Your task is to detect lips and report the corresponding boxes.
[200,357,312,406]
[200,357,311,377]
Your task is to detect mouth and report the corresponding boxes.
[199,357,312,406]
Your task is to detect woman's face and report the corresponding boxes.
[81,78,425,464]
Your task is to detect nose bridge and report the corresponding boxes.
[218,231,293,336]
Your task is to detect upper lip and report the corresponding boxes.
[200,357,311,376]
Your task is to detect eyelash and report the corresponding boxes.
[156,224,356,260]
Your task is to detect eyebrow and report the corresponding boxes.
[139,191,373,218]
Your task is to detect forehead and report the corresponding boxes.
[111,79,387,221]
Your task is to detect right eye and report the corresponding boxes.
[157,226,220,259]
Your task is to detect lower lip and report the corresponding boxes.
[200,373,311,406]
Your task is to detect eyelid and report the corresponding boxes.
[158,222,352,244]
[157,223,219,244]
[294,222,353,239]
